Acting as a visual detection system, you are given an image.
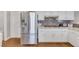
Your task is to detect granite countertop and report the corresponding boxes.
[38,24,68,29]
[39,26,79,31]
[38,24,79,32]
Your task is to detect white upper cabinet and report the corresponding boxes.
[58,11,74,20]
[58,11,66,20]
[36,11,74,20]
[73,11,79,24]
[64,11,74,20]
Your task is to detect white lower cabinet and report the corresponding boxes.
[39,27,79,47]
[68,30,79,47]
[39,28,68,42]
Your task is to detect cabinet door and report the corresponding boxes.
[68,30,75,45]
[38,29,49,42]
[54,30,67,42]
[44,30,56,42]
[39,29,67,42]
[68,30,79,47]
[72,31,79,46]
[65,11,74,20]
[58,11,74,20]
[58,11,66,20]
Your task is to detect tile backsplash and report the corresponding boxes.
[73,24,79,28]
[38,20,72,27]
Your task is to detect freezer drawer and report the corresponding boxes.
[29,33,37,44]
[21,33,29,44]
[21,33,37,44]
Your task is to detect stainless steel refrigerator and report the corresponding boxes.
[21,11,37,45]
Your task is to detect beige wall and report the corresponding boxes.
[73,11,79,24]
[0,11,4,31]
